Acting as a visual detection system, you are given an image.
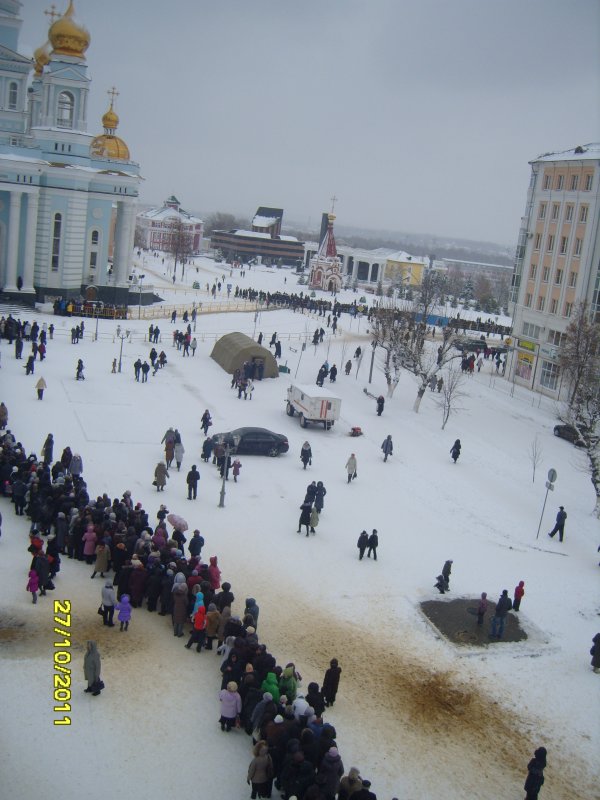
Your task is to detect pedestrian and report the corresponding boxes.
[357,530,369,560]
[429,374,437,391]
[247,740,274,800]
[26,569,39,603]
[116,593,132,631]
[476,592,488,625]
[344,359,352,376]
[309,505,319,534]
[381,435,393,462]
[187,464,200,499]
[164,438,175,469]
[25,354,35,375]
[201,436,213,463]
[83,641,103,696]
[90,541,109,578]
[75,359,84,380]
[524,747,547,800]
[185,602,207,652]
[154,461,168,492]
[315,480,326,513]
[450,439,461,463]
[300,441,312,470]
[42,433,54,465]
[101,580,116,627]
[322,657,341,707]
[297,501,312,537]
[367,529,378,560]
[376,395,384,416]
[201,409,212,435]
[219,681,242,731]
[35,377,48,400]
[490,589,512,639]
[190,337,197,356]
[174,440,185,471]
[329,364,338,382]
[590,633,600,673]
[0,401,7,429]
[345,453,357,483]
[513,581,525,612]
[111,358,117,373]
[442,559,452,589]
[141,361,150,382]
[339,767,363,800]
[232,459,242,482]
[434,574,448,594]
[548,506,567,542]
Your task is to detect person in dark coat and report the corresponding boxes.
[317,746,344,800]
[589,632,600,673]
[329,364,337,382]
[524,747,547,800]
[32,551,50,596]
[367,530,378,560]
[42,433,54,465]
[300,441,312,470]
[314,481,327,513]
[188,529,204,557]
[322,658,341,707]
[490,589,513,639]
[216,581,234,612]
[305,681,325,718]
[297,501,312,537]
[159,570,175,615]
[75,359,85,380]
[381,435,393,462]
[186,465,200,500]
[548,506,567,542]
[201,437,213,462]
[450,439,461,463]
[376,395,384,416]
[245,597,260,628]
[352,779,377,800]
[442,559,452,587]
[357,530,369,560]
[25,354,35,375]
[83,641,103,696]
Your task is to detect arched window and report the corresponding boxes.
[89,229,100,272]
[91,230,99,246]
[8,82,18,110]
[57,91,74,128]
[51,213,62,272]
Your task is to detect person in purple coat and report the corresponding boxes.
[116,593,132,632]
[218,681,242,731]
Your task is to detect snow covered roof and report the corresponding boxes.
[532,142,600,163]
[386,250,428,265]
[289,384,341,400]
[279,235,299,242]
[253,215,279,227]
[233,229,272,239]
[138,206,202,223]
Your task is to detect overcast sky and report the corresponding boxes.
[22,0,600,245]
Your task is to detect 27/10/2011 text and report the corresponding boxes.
[53,600,72,726]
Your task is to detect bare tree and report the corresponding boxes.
[528,435,543,483]
[559,302,600,407]
[134,224,145,250]
[165,219,194,279]
[204,212,249,236]
[435,364,466,429]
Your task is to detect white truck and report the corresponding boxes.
[286,383,342,430]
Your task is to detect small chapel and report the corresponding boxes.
[0,0,141,304]
[308,210,343,293]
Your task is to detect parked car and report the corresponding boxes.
[210,427,289,457]
[553,423,588,447]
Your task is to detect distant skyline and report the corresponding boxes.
[23,0,600,245]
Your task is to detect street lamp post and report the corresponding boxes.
[138,274,145,320]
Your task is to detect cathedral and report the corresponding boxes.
[0,0,141,305]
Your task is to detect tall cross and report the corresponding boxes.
[44,4,60,23]
[330,194,338,214]
[107,86,119,107]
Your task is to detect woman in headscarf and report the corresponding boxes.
[83,641,102,696]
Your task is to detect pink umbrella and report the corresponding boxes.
[167,513,189,532]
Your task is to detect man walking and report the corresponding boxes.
[548,506,567,542]
[186,464,200,500]
[367,529,378,560]
[381,435,393,462]
[357,530,369,560]
[490,589,512,639]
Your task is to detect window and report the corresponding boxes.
[579,206,588,223]
[550,298,558,314]
[51,213,62,272]
[525,293,532,308]
[529,264,537,281]
[534,233,542,250]
[537,295,545,311]
[574,238,582,256]
[570,175,579,191]
[565,204,574,222]
[585,174,593,191]
[56,91,74,128]
[542,266,550,283]
[547,235,554,253]
[538,203,547,220]
[554,269,563,285]
[89,252,97,270]
[568,271,577,288]
[8,81,18,110]
[552,203,560,220]
[548,330,566,347]
[523,322,541,338]
[543,174,552,190]
[540,361,559,390]
[564,302,573,317]
[556,175,564,190]
[559,237,568,255]
[91,230,99,245]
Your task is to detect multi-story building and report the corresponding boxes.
[508,143,600,397]
[136,196,203,253]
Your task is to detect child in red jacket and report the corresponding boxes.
[513,581,525,612]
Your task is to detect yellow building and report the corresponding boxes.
[384,251,428,287]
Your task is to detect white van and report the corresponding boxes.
[286,384,341,430]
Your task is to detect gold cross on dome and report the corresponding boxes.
[107,86,120,106]
[330,194,338,214]
[44,4,60,23]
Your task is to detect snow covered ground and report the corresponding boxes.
[1,255,598,800]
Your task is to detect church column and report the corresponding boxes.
[352,258,359,283]
[4,191,22,291]
[21,191,40,293]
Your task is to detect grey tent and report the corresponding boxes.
[210,332,279,378]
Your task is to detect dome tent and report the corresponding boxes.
[210,332,279,378]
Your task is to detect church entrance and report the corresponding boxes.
[85,285,98,301]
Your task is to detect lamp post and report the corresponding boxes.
[218,434,240,508]
[138,274,145,320]
[94,304,99,341]
[117,331,128,373]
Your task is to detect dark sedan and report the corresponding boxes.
[553,423,588,447]
[210,427,289,457]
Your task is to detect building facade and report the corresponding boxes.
[308,212,343,292]
[508,143,600,396]
[136,195,203,253]
[210,206,304,265]
[0,0,141,304]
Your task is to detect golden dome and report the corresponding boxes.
[102,107,119,130]
[48,1,90,59]
[33,42,50,76]
[90,134,130,161]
